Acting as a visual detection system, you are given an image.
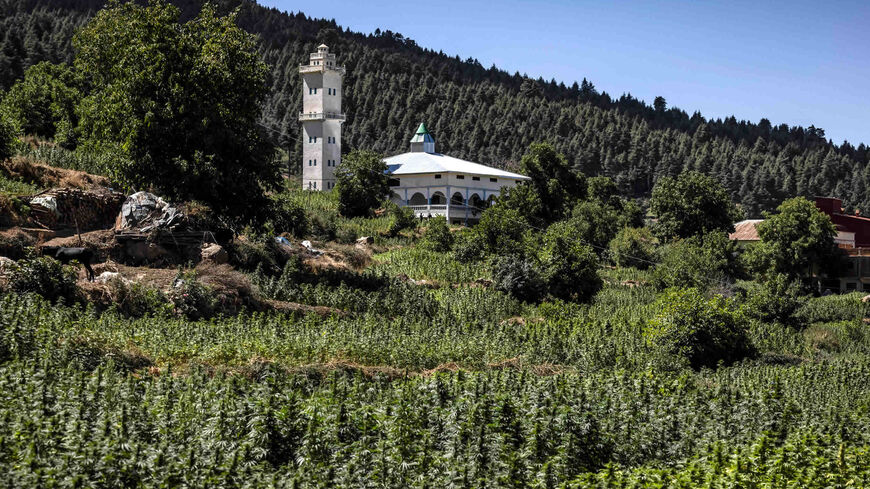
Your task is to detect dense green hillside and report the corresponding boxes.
[3,0,870,216]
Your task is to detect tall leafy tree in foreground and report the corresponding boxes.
[514,142,586,226]
[334,149,389,217]
[747,197,839,280]
[73,0,278,221]
[650,170,741,241]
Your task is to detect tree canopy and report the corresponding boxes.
[334,149,389,217]
[73,0,278,221]
[749,197,839,280]
[650,170,741,241]
[0,61,81,146]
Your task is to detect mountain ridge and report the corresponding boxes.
[1,0,868,216]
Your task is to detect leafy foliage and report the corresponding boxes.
[491,255,545,303]
[419,217,453,252]
[0,112,15,161]
[7,255,78,304]
[608,227,657,269]
[737,273,806,325]
[539,221,601,301]
[652,232,740,291]
[645,287,751,369]
[748,196,839,279]
[650,170,742,240]
[0,61,81,145]
[517,142,586,225]
[73,0,279,222]
[334,149,389,217]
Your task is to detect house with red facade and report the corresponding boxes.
[729,197,870,293]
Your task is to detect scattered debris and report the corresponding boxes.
[301,240,323,255]
[115,191,187,233]
[200,244,229,264]
[94,271,129,284]
[27,187,126,230]
[355,236,374,247]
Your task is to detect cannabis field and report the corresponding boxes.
[2,248,870,487]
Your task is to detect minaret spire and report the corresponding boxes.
[410,123,436,153]
[299,44,346,190]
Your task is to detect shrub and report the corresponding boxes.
[166,270,215,320]
[228,230,285,275]
[452,228,486,263]
[490,255,545,303]
[645,287,751,369]
[7,255,79,304]
[651,232,740,291]
[420,217,454,252]
[737,274,806,325]
[608,227,657,269]
[386,202,416,237]
[538,221,601,302]
[0,112,16,161]
[268,192,308,237]
[334,150,389,217]
[106,277,172,318]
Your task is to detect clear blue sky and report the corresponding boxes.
[260,0,870,146]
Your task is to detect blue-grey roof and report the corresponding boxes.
[384,152,530,180]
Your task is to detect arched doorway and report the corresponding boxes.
[468,193,483,210]
[431,192,446,205]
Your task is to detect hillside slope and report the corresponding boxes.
[2,0,869,216]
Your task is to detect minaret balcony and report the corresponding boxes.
[299,64,346,74]
[298,112,347,122]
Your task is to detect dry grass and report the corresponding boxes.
[1,156,110,191]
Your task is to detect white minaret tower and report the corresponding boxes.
[299,44,345,191]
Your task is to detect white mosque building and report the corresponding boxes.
[300,45,528,224]
[386,123,529,225]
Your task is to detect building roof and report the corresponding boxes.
[410,123,434,144]
[729,219,763,241]
[385,152,531,180]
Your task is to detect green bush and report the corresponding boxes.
[608,227,657,269]
[452,228,486,263]
[106,277,172,318]
[268,192,308,237]
[490,255,545,303]
[420,217,453,252]
[652,232,740,291]
[0,112,16,161]
[538,221,601,302]
[7,255,79,304]
[645,287,751,369]
[385,201,416,237]
[737,274,806,325]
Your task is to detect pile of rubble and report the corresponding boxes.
[27,188,126,231]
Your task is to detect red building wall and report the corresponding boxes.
[815,197,870,248]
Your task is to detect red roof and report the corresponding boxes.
[729,219,762,241]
